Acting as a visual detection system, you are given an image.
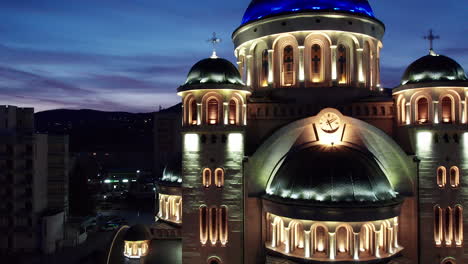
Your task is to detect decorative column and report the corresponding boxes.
[374,230,380,258]
[461,100,466,124]
[285,227,291,253]
[223,102,228,125]
[434,101,439,124]
[357,48,364,85]
[271,223,277,248]
[394,218,399,248]
[246,55,253,86]
[331,45,337,82]
[305,231,311,258]
[329,233,336,260]
[353,233,359,260]
[197,103,202,125]
[299,46,305,85]
[405,103,411,125]
[267,49,274,85]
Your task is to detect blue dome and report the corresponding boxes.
[242,0,375,25]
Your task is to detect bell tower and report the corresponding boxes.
[178,50,251,264]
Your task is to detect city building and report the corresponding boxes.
[0,105,70,254]
[107,0,467,263]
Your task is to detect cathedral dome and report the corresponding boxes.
[266,144,399,206]
[401,51,467,85]
[123,224,152,241]
[241,0,375,25]
[182,57,244,87]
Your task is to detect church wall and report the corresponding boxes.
[182,130,245,264]
[244,197,264,264]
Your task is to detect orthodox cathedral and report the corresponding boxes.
[106,0,468,263]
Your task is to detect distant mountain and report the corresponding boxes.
[35,109,154,153]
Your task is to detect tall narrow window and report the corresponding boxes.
[207,99,219,125]
[337,44,347,84]
[336,226,351,255]
[454,205,463,246]
[200,206,208,245]
[450,166,460,188]
[261,49,269,87]
[190,99,197,125]
[282,45,295,86]
[434,205,443,246]
[209,207,218,245]
[219,206,228,246]
[228,100,237,125]
[314,226,328,253]
[214,168,224,188]
[441,97,453,123]
[202,168,212,187]
[437,166,447,188]
[417,98,429,124]
[311,44,322,83]
[444,207,453,246]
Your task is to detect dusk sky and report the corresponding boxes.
[1,0,467,113]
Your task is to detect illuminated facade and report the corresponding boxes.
[107,0,468,263]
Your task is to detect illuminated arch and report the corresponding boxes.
[288,221,304,253]
[397,95,407,125]
[335,224,352,257]
[273,34,299,87]
[359,223,375,257]
[202,168,212,187]
[304,33,331,86]
[214,168,224,187]
[434,205,443,246]
[207,256,222,264]
[311,224,328,255]
[219,206,228,246]
[363,40,376,89]
[454,205,463,246]
[201,93,223,125]
[272,216,285,248]
[441,257,457,264]
[449,166,460,188]
[444,206,453,246]
[200,205,208,245]
[336,34,357,86]
[415,97,430,124]
[251,40,269,88]
[437,166,447,188]
[209,207,218,245]
[183,94,197,126]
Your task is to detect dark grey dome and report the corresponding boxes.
[123,224,152,241]
[401,52,467,85]
[159,155,182,185]
[266,144,399,206]
[179,57,245,91]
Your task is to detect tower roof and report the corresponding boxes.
[123,224,152,241]
[401,51,467,85]
[241,0,375,25]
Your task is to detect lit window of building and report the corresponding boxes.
[200,206,208,245]
[311,44,322,83]
[203,168,212,187]
[454,205,463,246]
[416,97,429,124]
[441,97,453,123]
[207,98,219,125]
[214,168,224,187]
[209,207,218,245]
[449,166,460,188]
[282,45,295,86]
[437,166,447,188]
[219,206,228,246]
[434,205,443,246]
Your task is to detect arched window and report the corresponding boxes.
[416,97,429,124]
[202,168,212,187]
[261,49,269,87]
[219,206,228,246]
[314,225,328,254]
[282,45,295,86]
[337,44,348,84]
[190,99,197,125]
[288,222,304,252]
[359,224,373,256]
[271,217,284,248]
[200,206,208,245]
[441,97,453,123]
[434,205,443,246]
[454,205,463,246]
[228,100,238,125]
[207,99,219,125]
[214,168,224,188]
[209,207,218,245]
[450,166,460,188]
[336,226,351,256]
[311,44,322,83]
[444,207,453,246]
[437,166,447,188]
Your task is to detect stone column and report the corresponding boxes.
[284,227,291,253]
[197,103,202,125]
[329,233,336,260]
[353,233,359,260]
[305,231,311,258]
[223,102,228,125]
[299,46,305,85]
[331,45,337,84]
[271,223,277,248]
[268,49,274,85]
[357,48,364,86]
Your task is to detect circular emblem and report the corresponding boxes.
[319,112,341,133]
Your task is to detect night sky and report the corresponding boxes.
[1,0,467,113]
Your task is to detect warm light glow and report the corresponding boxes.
[200,206,208,245]
[454,205,463,246]
[437,166,447,188]
[157,194,182,224]
[124,240,150,259]
[202,168,212,187]
[184,133,199,152]
[450,166,460,188]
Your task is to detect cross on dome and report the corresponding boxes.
[207,32,222,58]
[423,29,440,54]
